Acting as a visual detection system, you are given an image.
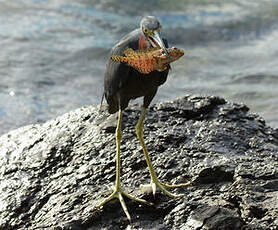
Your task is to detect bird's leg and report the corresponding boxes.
[94,109,151,221]
[136,107,191,198]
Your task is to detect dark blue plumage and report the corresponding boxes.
[104,17,169,113]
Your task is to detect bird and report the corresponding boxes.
[96,16,190,221]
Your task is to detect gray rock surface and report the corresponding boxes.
[0,95,277,230]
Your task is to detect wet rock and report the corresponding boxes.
[0,95,277,230]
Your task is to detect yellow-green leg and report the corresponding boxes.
[136,107,191,198]
[95,109,151,221]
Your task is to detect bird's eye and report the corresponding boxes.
[144,28,148,34]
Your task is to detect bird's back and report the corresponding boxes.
[104,29,169,114]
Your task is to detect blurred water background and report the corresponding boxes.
[1,0,278,135]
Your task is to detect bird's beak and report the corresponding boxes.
[150,31,170,59]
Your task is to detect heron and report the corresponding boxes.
[96,16,190,220]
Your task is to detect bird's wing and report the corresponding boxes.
[104,29,140,105]
[104,28,170,107]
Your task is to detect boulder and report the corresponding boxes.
[0,95,277,230]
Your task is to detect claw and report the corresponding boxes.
[118,192,131,221]
[140,178,190,199]
[94,186,152,221]
[161,181,191,189]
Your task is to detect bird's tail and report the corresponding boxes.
[99,92,105,114]
[111,55,127,63]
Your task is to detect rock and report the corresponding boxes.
[0,95,277,230]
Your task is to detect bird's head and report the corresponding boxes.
[140,16,170,58]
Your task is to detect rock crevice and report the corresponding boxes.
[0,95,277,230]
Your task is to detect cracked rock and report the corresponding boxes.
[0,95,277,230]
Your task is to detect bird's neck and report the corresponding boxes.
[138,33,151,50]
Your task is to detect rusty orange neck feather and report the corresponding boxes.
[138,33,150,50]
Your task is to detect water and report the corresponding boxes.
[1,0,278,135]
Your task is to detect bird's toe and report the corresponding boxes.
[94,186,152,221]
[139,179,187,199]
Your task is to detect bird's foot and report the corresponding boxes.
[140,178,191,198]
[94,185,152,221]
